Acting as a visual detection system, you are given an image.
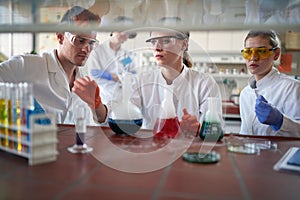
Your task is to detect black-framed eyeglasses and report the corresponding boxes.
[65,32,99,50]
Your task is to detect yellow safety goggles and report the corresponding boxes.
[241,47,277,60]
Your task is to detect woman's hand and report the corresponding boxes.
[180,108,200,136]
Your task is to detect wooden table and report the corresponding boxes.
[1,124,300,200]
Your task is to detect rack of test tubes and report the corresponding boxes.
[0,82,58,165]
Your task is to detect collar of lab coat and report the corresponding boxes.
[49,50,61,73]
[158,64,188,85]
[50,49,80,77]
[255,67,278,89]
[248,66,278,88]
[173,64,188,85]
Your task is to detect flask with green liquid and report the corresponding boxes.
[199,97,224,141]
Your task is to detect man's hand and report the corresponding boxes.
[72,76,102,109]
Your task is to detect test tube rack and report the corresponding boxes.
[0,114,58,166]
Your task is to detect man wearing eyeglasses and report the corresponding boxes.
[0,6,108,125]
[239,30,300,137]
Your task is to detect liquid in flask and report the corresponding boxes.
[153,85,180,139]
[108,74,143,135]
[199,97,224,141]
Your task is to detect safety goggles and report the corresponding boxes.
[65,32,99,50]
[146,35,185,47]
[241,47,277,60]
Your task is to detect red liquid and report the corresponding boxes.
[153,117,180,139]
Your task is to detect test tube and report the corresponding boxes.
[67,105,93,154]
[0,82,8,147]
[21,82,34,128]
[75,105,86,146]
[6,83,12,148]
[11,83,25,127]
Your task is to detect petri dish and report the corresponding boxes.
[244,139,277,150]
[182,151,220,164]
[227,145,259,154]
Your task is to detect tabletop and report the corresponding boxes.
[1,124,300,200]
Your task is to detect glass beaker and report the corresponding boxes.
[108,74,143,135]
[153,85,180,139]
[199,97,224,141]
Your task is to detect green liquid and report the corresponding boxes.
[199,121,223,141]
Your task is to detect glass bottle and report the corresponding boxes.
[199,97,224,141]
[153,85,180,139]
[108,74,143,135]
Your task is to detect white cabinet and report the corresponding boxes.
[208,31,232,52]
[231,31,248,52]
[190,31,248,53]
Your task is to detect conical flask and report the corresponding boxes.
[153,85,180,138]
[108,74,143,135]
[199,97,224,141]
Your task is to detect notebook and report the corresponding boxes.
[273,147,300,174]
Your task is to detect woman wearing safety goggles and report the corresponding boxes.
[239,30,300,137]
[131,29,222,136]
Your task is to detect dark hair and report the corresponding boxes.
[244,30,280,48]
[60,6,100,24]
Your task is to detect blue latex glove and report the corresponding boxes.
[90,69,113,81]
[255,95,283,131]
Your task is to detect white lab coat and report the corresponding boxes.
[86,40,137,104]
[0,50,98,125]
[130,66,222,129]
[240,67,300,137]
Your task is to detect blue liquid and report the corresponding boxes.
[199,121,223,141]
[108,118,143,135]
[76,132,85,145]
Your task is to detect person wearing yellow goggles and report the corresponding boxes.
[241,47,278,61]
[239,30,300,137]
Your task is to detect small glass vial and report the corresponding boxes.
[68,105,93,154]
